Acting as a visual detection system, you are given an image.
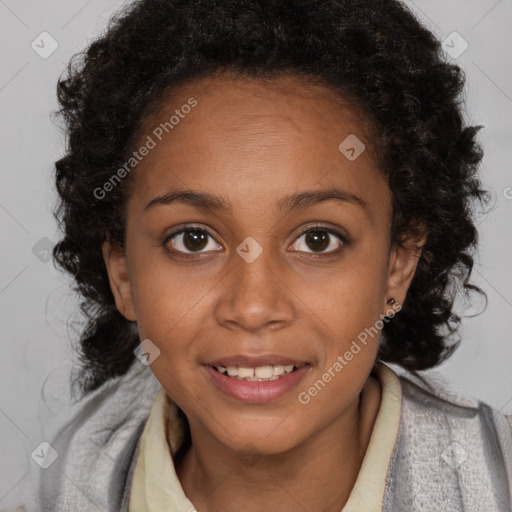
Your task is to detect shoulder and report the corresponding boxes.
[29,359,161,512]
[43,358,160,452]
[390,363,512,441]
[380,360,503,411]
[380,363,512,511]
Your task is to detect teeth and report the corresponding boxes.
[214,364,299,381]
[255,366,274,378]
[237,367,255,378]
[273,365,285,376]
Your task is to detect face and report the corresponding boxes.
[103,72,422,455]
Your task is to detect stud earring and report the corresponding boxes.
[384,297,401,318]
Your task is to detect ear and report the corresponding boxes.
[384,230,427,315]
[102,241,137,321]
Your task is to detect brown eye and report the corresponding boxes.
[304,230,330,252]
[290,226,346,254]
[164,226,222,255]
[182,230,208,251]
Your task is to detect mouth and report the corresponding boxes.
[206,354,309,381]
[203,354,311,403]
[209,363,304,382]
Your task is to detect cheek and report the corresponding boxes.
[293,253,387,337]
[129,249,216,335]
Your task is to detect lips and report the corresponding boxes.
[202,353,312,402]
[204,363,311,403]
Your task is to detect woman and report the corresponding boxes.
[17,0,512,510]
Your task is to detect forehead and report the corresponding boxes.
[129,72,389,221]
[142,71,375,146]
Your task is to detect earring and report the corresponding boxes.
[384,297,400,318]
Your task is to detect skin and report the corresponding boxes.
[102,72,425,512]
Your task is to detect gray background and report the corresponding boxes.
[0,0,511,508]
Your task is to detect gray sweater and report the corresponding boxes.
[19,360,512,511]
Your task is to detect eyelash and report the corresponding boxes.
[162,223,349,260]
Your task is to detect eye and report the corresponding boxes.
[163,224,222,256]
[163,223,348,260]
[290,225,347,255]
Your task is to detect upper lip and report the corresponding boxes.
[206,354,309,368]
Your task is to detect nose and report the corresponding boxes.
[214,241,295,334]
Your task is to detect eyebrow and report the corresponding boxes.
[144,186,367,213]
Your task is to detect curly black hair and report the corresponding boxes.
[52,0,489,397]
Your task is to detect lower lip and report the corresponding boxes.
[204,364,311,403]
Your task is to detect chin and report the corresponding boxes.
[210,415,307,456]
